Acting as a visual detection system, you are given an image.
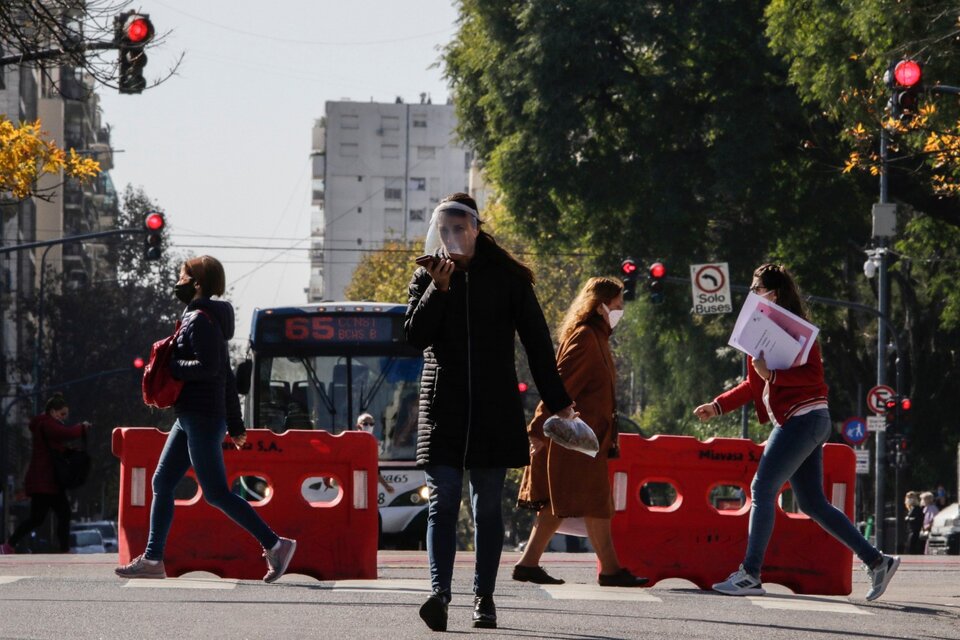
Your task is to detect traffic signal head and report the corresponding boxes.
[144,212,164,261]
[648,261,666,304]
[884,397,898,425]
[132,357,145,369]
[885,59,923,120]
[620,258,638,301]
[116,12,154,94]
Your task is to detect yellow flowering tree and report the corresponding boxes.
[344,240,421,303]
[0,118,100,200]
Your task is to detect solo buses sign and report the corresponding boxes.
[690,262,733,315]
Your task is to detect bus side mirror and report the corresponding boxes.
[235,359,252,395]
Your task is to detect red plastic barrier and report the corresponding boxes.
[608,434,856,595]
[113,428,378,580]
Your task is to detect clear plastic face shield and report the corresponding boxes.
[424,202,480,260]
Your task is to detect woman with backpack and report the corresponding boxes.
[115,256,296,581]
[0,393,89,554]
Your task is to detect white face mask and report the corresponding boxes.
[602,303,624,329]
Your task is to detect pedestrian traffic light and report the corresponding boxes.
[885,59,923,120]
[620,258,638,301]
[648,262,666,304]
[115,12,154,94]
[144,212,164,261]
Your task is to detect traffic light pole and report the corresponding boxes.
[875,127,891,552]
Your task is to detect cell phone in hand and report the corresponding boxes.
[415,255,438,269]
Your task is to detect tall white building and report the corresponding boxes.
[309,97,471,301]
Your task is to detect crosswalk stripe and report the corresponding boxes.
[0,576,28,585]
[539,584,662,602]
[123,577,239,590]
[746,595,871,615]
[331,579,431,594]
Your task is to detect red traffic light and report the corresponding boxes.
[621,260,638,276]
[124,15,154,44]
[884,398,897,411]
[517,382,529,393]
[900,397,911,411]
[145,212,165,230]
[893,60,922,88]
[649,262,666,279]
[133,357,145,369]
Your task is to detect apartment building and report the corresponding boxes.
[309,96,472,301]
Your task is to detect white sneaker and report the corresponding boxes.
[865,554,900,601]
[712,565,766,596]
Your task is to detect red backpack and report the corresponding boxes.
[142,310,212,409]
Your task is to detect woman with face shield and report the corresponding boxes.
[405,193,575,632]
[514,277,648,588]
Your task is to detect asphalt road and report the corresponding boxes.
[1,552,958,639]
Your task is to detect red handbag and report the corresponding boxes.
[142,310,211,408]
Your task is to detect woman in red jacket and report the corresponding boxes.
[0,394,89,554]
[694,264,898,601]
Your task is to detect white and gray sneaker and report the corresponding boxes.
[712,565,766,596]
[865,554,900,601]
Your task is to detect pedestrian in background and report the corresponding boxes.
[694,263,899,601]
[115,256,296,581]
[515,277,648,587]
[904,491,924,555]
[921,491,940,548]
[0,394,90,554]
[405,193,575,632]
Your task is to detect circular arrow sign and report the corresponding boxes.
[694,265,726,294]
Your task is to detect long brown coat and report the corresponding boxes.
[518,316,617,518]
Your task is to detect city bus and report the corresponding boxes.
[235,302,428,548]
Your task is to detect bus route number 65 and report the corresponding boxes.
[285,317,335,341]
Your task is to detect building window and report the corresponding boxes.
[384,187,402,200]
[408,177,426,191]
[412,115,427,128]
[417,146,436,160]
[381,116,400,130]
[381,144,400,158]
[340,143,359,157]
[341,114,359,129]
[409,208,426,221]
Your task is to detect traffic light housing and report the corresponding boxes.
[116,12,154,94]
[648,262,666,304]
[885,59,923,120]
[144,212,164,260]
[620,258,638,301]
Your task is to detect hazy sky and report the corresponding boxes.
[98,0,460,346]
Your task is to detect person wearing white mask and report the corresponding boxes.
[515,277,648,588]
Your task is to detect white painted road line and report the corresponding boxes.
[0,576,28,585]
[331,579,431,594]
[540,584,662,602]
[123,577,239,590]
[746,595,872,615]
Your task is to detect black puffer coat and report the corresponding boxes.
[170,297,244,437]
[405,245,571,469]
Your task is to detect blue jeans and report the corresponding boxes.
[145,413,279,560]
[424,465,506,597]
[743,409,882,577]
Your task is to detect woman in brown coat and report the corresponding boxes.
[514,277,647,587]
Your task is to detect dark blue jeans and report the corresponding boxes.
[145,413,279,560]
[424,465,506,597]
[743,409,882,577]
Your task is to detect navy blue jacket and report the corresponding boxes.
[170,298,244,436]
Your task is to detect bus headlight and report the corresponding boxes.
[419,486,430,501]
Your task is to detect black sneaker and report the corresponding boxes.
[512,564,565,585]
[473,595,497,629]
[598,568,649,587]
[419,591,449,632]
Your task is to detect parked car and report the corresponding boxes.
[69,529,106,554]
[927,503,960,555]
[70,521,118,553]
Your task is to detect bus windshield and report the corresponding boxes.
[255,353,422,461]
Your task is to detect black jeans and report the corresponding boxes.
[8,492,71,552]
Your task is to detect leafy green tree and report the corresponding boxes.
[18,186,184,520]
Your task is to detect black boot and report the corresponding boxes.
[473,595,497,629]
[419,590,450,632]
